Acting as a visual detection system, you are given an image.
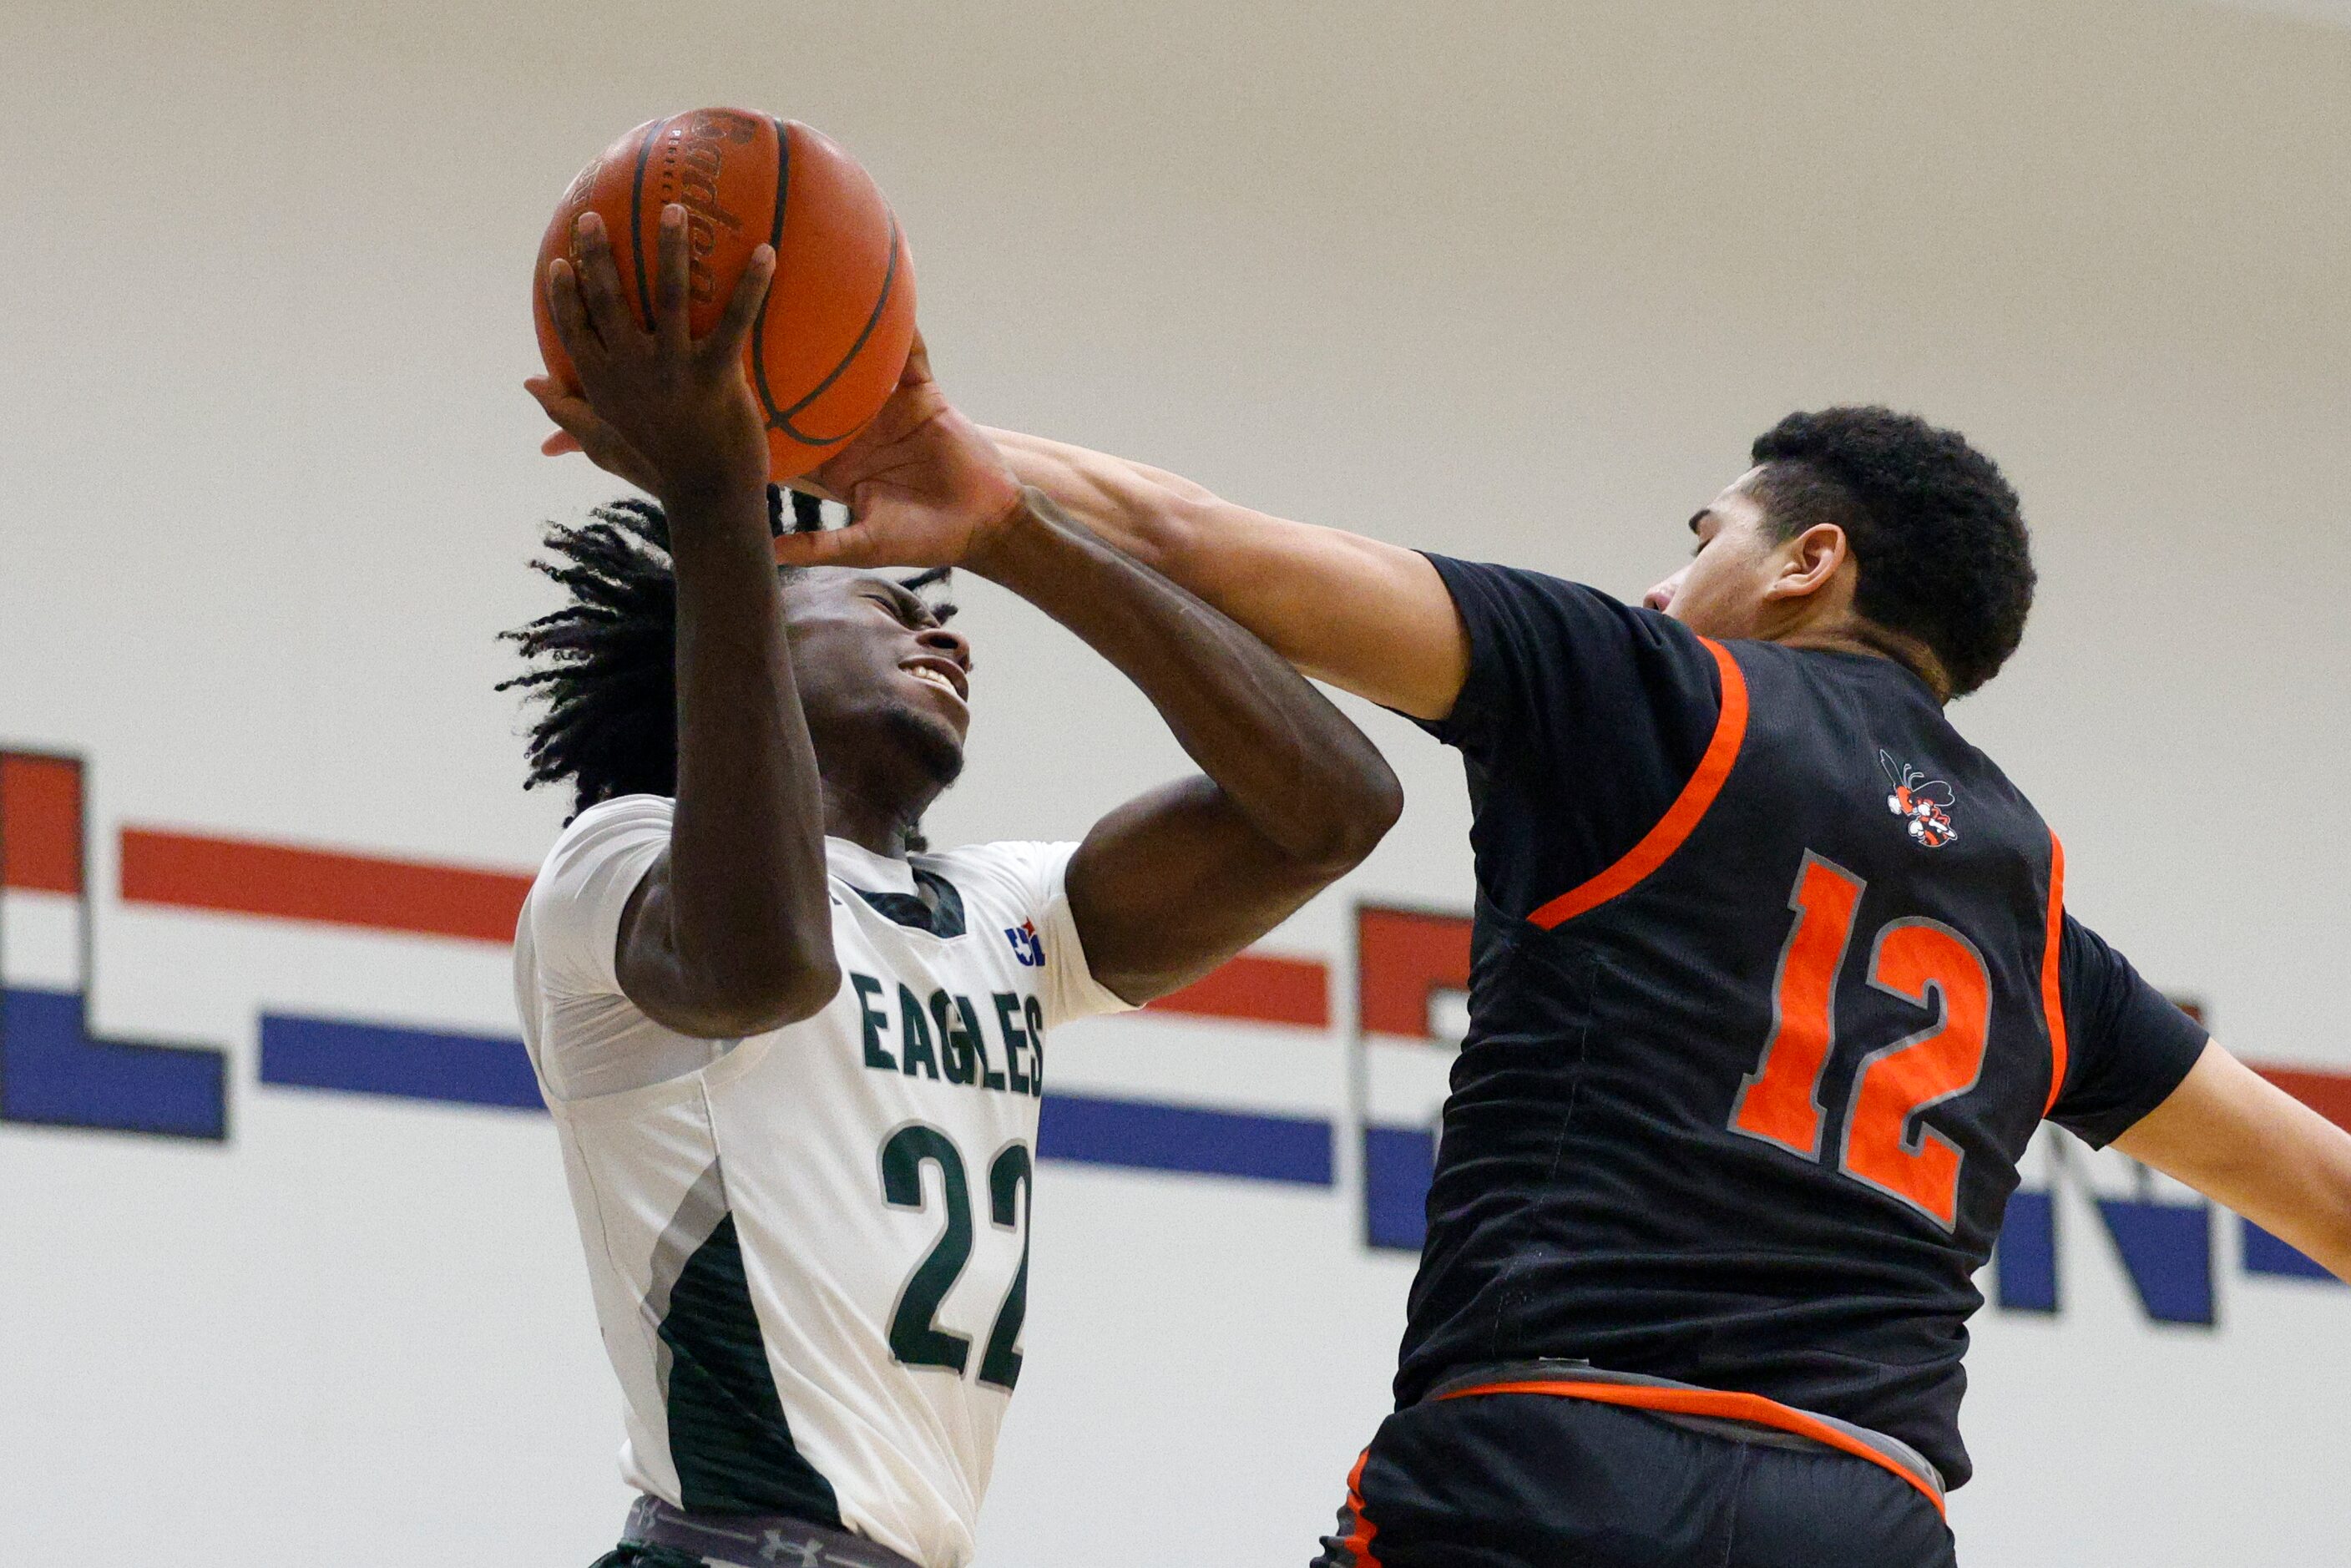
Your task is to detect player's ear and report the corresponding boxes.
[1765,522,1848,603]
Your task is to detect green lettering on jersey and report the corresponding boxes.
[897,985,939,1080]
[978,1143,1032,1390]
[1024,996,1047,1096]
[932,989,976,1085]
[959,994,1007,1092]
[878,1125,973,1374]
[852,974,893,1071]
[993,993,1031,1095]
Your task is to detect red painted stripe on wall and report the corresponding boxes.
[100,817,2351,1120]
[119,828,531,944]
[1146,953,1329,1028]
[2252,1066,2351,1136]
[1,753,84,895]
[1358,906,1473,1038]
[109,823,1332,1029]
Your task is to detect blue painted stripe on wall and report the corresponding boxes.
[0,986,228,1140]
[2093,1196,2215,1326]
[259,1014,544,1110]
[1994,1189,2060,1312]
[2242,1218,2341,1283]
[1363,1124,1436,1252]
[253,1014,1336,1187]
[1039,1092,1332,1185]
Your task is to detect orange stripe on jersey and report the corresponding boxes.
[1434,1378,1947,1520]
[1526,638,1750,930]
[1339,1446,1383,1567]
[2039,832,2070,1119]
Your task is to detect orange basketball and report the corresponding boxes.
[533,109,916,481]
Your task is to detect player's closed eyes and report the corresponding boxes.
[867,590,938,629]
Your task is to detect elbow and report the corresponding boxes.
[696,956,842,1038]
[772,957,846,1026]
[1297,760,1405,877]
[759,956,845,1030]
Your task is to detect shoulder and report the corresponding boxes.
[928,840,1136,1024]
[537,793,673,881]
[522,795,672,987]
[1419,554,1719,745]
[916,840,1076,917]
[528,795,672,916]
[2050,910,2212,1146]
[1424,553,1630,622]
[1423,555,1713,683]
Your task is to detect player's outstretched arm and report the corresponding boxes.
[776,346,1404,1004]
[530,206,840,1037]
[2112,1042,2351,1282]
[980,427,1471,722]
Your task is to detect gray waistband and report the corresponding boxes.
[622,1496,922,1568]
[1423,1358,1947,1505]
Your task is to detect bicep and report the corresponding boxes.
[607,853,705,1030]
[1178,509,1468,720]
[988,427,1469,717]
[609,852,812,1039]
[2112,1041,2351,1282]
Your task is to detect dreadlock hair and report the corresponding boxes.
[501,485,843,822]
[1748,407,2035,699]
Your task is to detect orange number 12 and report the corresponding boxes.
[1730,852,1991,1229]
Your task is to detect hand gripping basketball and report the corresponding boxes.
[771,333,1027,572]
[527,207,776,503]
[530,110,918,483]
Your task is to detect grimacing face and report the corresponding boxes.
[779,566,973,802]
[1642,466,1794,640]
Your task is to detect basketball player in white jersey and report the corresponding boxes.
[513,210,1401,1568]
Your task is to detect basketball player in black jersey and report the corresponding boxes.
[782,408,2351,1564]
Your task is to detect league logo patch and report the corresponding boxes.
[1005,919,1045,968]
[1879,749,1958,849]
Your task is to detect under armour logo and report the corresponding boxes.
[760,1530,828,1567]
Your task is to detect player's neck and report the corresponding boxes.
[1773,616,1952,703]
[821,779,921,860]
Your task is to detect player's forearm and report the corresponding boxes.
[2208,1097,2351,1283]
[2113,1043,2351,1284]
[663,481,839,1023]
[970,489,1402,870]
[983,430,1328,667]
[2273,1162,2351,1283]
[981,428,1215,569]
[982,427,1468,718]
[2200,1122,2351,1284]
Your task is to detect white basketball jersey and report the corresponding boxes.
[513,796,1133,1568]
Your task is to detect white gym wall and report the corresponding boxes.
[3,3,2346,1563]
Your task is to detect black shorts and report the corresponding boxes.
[1313,1383,1957,1568]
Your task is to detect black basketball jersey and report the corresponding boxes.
[1397,556,2208,1487]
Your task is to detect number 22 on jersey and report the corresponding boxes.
[880,1125,1031,1390]
[1730,850,1993,1229]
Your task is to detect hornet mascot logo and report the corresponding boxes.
[1880,750,1958,849]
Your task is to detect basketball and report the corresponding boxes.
[532,109,916,481]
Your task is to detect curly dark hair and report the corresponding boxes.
[1748,407,2034,698]
[502,487,811,817]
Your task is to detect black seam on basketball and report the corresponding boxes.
[628,117,670,331]
[770,209,905,447]
[751,118,793,428]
